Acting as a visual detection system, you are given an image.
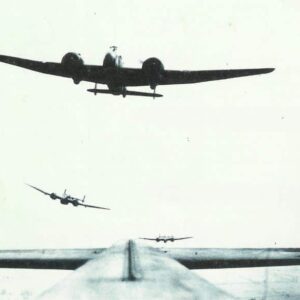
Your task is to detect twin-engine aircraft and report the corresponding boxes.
[27,184,110,210]
[140,235,193,243]
[0,46,274,98]
[0,240,299,299]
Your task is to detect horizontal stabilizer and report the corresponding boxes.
[87,88,163,98]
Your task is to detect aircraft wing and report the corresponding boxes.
[78,202,110,210]
[118,67,275,87]
[0,54,274,88]
[0,242,298,299]
[26,184,51,196]
[36,240,236,300]
[1,246,299,271]
[158,68,275,85]
[0,54,101,82]
[173,236,193,241]
[0,248,105,270]
[163,247,300,269]
[139,237,157,241]
[0,55,70,77]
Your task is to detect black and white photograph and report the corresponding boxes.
[0,0,299,299]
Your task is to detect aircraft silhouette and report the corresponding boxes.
[140,235,193,243]
[0,46,274,98]
[27,184,110,210]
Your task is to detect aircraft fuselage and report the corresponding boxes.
[102,49,125,94]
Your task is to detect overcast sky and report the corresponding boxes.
[0,0,300,252]
[1,0,300,298]
[0,0,299,251]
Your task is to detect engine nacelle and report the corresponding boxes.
[142,57,164,89]
[61,52,84,84]
[50,193,57,200]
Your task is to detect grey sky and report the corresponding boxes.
[1,0,300,298]
[0,0,299,254]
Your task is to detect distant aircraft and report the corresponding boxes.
[27,184,110,210]
[140,235,193,243]
[0,240,299,299]
[0,46,274,98]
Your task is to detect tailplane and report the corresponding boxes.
[87,88,163,98]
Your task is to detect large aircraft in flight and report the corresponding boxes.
[27,184,110,210]
[0,46,274,98]
[140,235,193,243]
[0,240,299,299]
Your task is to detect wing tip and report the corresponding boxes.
[26,183,35,189]
[266,67,275,73]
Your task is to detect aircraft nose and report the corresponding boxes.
[103,52,116,68]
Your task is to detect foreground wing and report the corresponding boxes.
[78,202,110,210]
[37,241,235,300]
[26,184,51,196]
[0,248,105,270]
[139,237,157,241]
[163,248,300,269]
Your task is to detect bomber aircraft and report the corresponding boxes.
[27,184,110,210]
[0,240,299,299]
[0,46,274,98]
[140,235,193,243]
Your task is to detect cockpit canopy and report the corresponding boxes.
[103,46,123,68]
